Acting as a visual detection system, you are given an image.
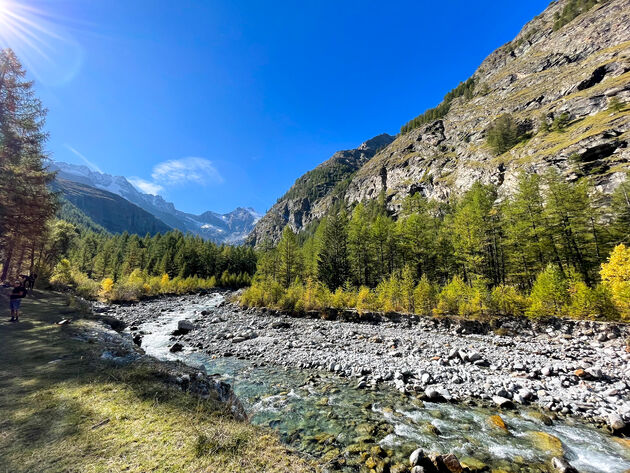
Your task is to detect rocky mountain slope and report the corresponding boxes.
[52,178,172,235]
[249,0,630,245]
[247,133,394,245]
[51,162,261,243]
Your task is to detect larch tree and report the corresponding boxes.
[317,210,350,290]
[0,49,56,280]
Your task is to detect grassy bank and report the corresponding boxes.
[0,290,315,473]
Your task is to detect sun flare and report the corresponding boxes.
[0,0,12,25]
[0,0,83,85]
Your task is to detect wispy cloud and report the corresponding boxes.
[128,157,223,196]
[128,177,164,195]
[151,157,223,186]
[65,144,102,173]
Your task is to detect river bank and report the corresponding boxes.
[102,290,630,473]
[108,291,630,431]
[0,290,316,473]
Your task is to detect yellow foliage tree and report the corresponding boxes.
[600,244,630,320]
[99,278,114,300]
[160,273,170,293]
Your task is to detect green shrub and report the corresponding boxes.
[356,286,375,314]
[414,274,437,315]
[50,259,73,287]
[553,0,601,31]
[490,285,527,316]
[400,77,476,134]
[552,112,570,132]
[608,97,625,113]
[434,276,470,316]
[526,264,569,318]
[486,114,521,154]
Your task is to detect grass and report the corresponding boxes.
[0,290,316,473]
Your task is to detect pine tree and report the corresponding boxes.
[0,49,56,280]
[543,170,597,283]
[526,264,569,318]
[451,182,500,282]
[486,114,521,155]
[278,226,302,287]
[503,172,559,287]
[318,211,350,290]
[611,174,630,245]
[600,244,630,320]
[348,204,373,286]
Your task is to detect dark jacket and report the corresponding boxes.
[10,286,26,300]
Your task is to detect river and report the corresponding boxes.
[122,292,630,473]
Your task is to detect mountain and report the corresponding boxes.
[247,133,395,245]
[50,162,261,243]
[51,178,172,235]
[249,0,630,245]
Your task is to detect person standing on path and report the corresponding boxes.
[9,280,26,322]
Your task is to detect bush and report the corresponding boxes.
[434,276,470,316]
[608,97,625,113]
[526,265,569,318]
[486,114,521,155]
[356,286,375,315]
[71,271,100,299]
[50,259,73,287]
[100,278,114,299]
[331,287,356,310]
[552,112,570,132]
[600,244,630,320]
[280,280,304,311]
[565,279,618,320]
[376,273,404,312]
[414,275,437,315]
[490,285,527,316]
[553,0,600,31]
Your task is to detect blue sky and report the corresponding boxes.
[1,0,550,214]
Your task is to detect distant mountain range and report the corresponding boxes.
[50,161,261,243]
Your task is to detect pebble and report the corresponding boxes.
[111,291,630,427]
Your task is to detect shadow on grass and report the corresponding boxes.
[0,290,301,473]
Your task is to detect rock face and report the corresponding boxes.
[250,0,630,243]
[247,133,394,246]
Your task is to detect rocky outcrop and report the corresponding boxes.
[247,133,394,246]
[249,0,630,242]
[345,0,630,213]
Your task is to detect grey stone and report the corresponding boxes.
[551,457,578,473]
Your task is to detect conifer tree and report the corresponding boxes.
[348,204,373,286]
[318,211,350,290]
[278,226,302,287]
[0,49,56,279]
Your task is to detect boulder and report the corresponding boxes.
[425,387,450,402]
[177,320,195,333]
[551,457,578,473]
[488,415,508,431]
[492,396,515,409]
[169,342,184,353]
[608,413,626,432]
[440,453,463,473]
[528,431,564,456]
[410,448,426,466]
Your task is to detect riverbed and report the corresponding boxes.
[105,292,630,473]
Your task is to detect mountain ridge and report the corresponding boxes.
[51,178,172,235]
[246,133,395,245]
[249,0,630,245]
[50,161,261,243]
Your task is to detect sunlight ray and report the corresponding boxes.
[0,0,84,85]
